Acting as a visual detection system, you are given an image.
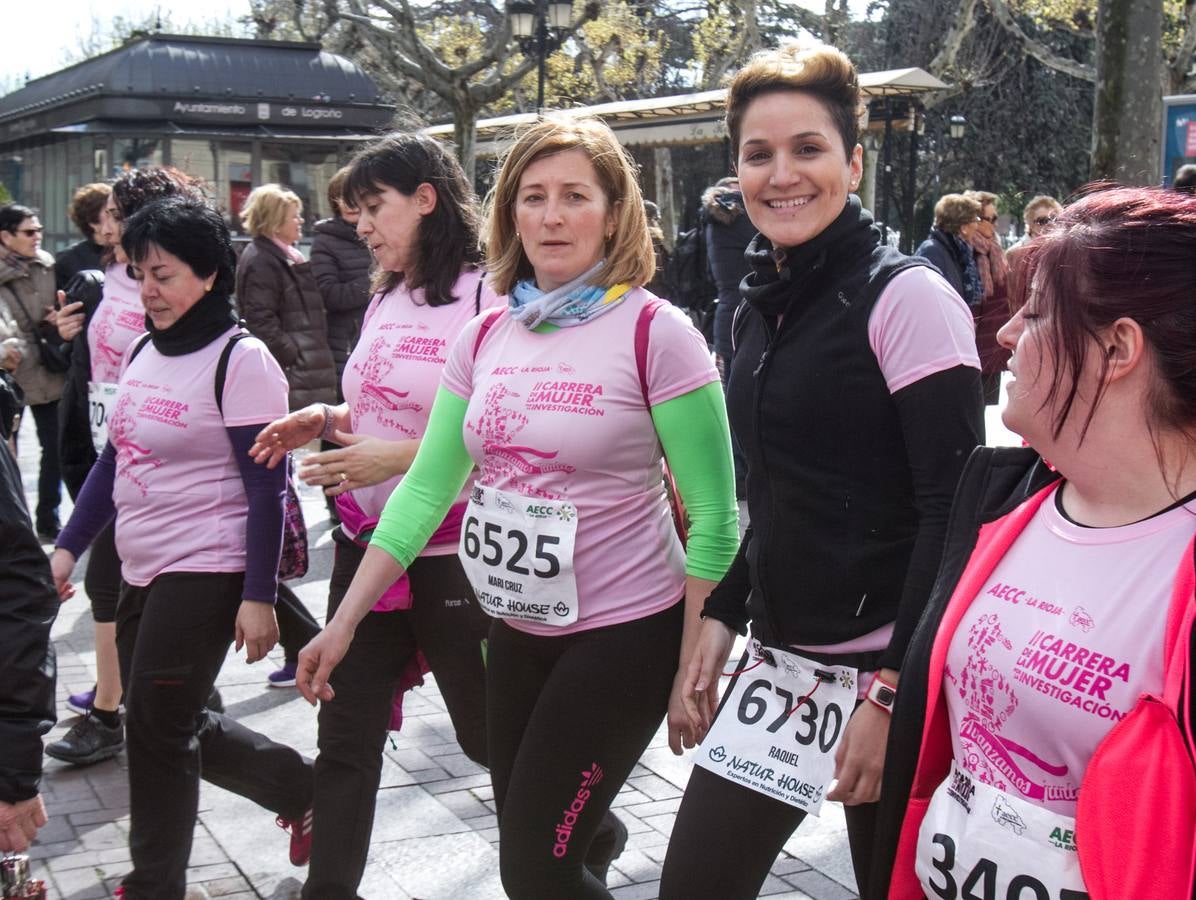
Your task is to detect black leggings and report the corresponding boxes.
[83,520,120,623]
[116,571,313,900]
[302,530,490,900]
[659,713,878,900]
[276,581,321,663]
[487,600,683,900]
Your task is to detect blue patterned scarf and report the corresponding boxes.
[509,260,632,329]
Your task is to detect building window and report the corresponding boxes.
[261,143,340,234]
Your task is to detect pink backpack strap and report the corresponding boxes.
[472,307,505,359]
[635,297,668,408]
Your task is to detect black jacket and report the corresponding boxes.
[56,269,106,499]
[53,239,104,292]
[704,198,983,671]
[703,186,757,361]
[236,237,338,411]
[0,440,58,804]
[915,228,966,299]
[309,216,372,386]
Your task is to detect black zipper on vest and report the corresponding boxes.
[750,311,785,643]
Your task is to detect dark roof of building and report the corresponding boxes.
[0,34,382,121]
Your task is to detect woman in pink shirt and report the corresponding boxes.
[873,188,1196,898]
[291,118,741,899]
[251,133,501,899]
[49,196,314,900]
[49,168,208,769]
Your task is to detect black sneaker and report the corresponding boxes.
[45,713,124,766]
[207,687,224,714]
[584,810,628,885]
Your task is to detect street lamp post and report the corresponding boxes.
[509,1,573,112]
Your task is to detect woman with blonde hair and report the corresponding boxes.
[296,116,740,898]
[659,43,983,897]
[236,183,337,412]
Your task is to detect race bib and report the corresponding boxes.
[916,761,1089,900]
[695,640,857,815]
[88,381,119,453]
[458,483,579,627]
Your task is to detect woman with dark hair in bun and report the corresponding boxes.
[50,195,314,900]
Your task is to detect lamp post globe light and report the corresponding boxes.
[949,114,967,140]
[508,0,573,111]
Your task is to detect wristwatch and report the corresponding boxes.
[866,674,897,714]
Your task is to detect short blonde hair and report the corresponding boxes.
[1022,194,1061,226]
[726,43,862,158]
[964,190,999,211]
[484,117,655,297]
[934,194,982,233]
[240,184,301,238]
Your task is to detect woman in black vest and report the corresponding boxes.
[659,44,984,899]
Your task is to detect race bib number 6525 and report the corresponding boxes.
[458,483,579,627]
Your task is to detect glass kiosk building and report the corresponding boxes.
[0,34,394,251]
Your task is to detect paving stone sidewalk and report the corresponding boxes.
[15,419,961,899]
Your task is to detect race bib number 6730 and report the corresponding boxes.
[695,641,856,815]
[458,483,579,627]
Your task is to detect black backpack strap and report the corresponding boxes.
[128,332,153,363]
[214,331,252,417]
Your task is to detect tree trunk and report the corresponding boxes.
[860,135,880,215]
[654,147,676,250]
[452,107,479,187]
[1091,0,1164,184]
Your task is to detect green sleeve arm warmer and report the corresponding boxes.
[651,381,740,581]
[369,386,475,569]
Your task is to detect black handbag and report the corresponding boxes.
[3,284,70,374]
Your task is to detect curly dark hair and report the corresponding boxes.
[344,133,482,306]
[69,183,111,240]
[111,167,206,221]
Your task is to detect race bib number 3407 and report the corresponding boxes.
[695,641,856,815]
[458,483,579,627]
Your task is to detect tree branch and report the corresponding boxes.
[929,0,980,74]
[985,0,1095,82]
[1170,0,1196,90]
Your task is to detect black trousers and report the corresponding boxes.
[115,571,314,900]
[487,601,683,900]
[659,707,879,900]
[29,400,61,530]
[276,581,321,663]
[302,530,489,900]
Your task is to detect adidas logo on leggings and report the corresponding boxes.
[552,763,604,858]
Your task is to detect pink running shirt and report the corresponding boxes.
[943,485,1195,815]
[88,263,145,384]
[109,326,290,586]
[341,269,503,551]
[441,287,719,635]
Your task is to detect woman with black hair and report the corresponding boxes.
[0,203,62,541]
[251,133,500,899]
[49,167,208,769]
[49,196,314,900]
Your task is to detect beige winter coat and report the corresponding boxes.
[0,250,66,406]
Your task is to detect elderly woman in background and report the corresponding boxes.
[963,189,1011,406]
[915,193,983,308]
[236,182,332,687]
[237,183,338,411]
[0,204,63,541]
[53,183,110,290]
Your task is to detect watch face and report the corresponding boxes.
[877,686,896,706]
